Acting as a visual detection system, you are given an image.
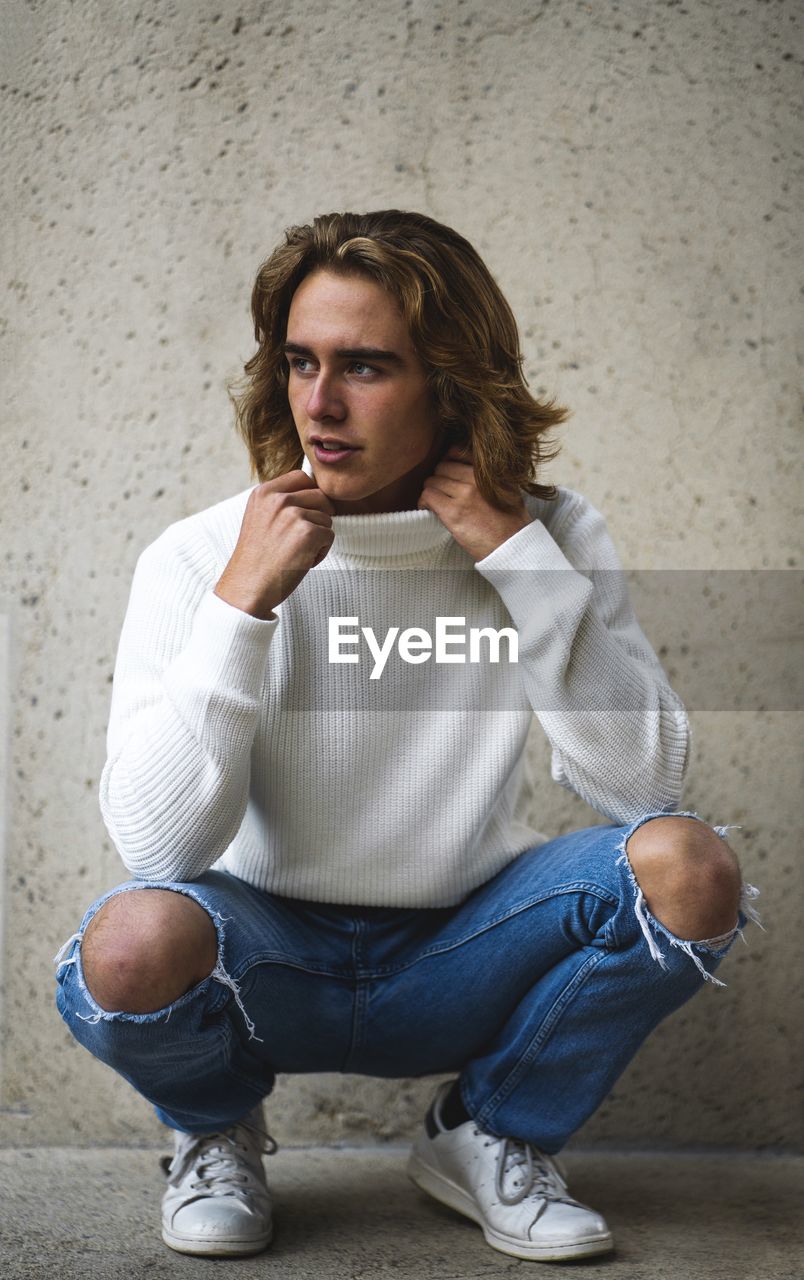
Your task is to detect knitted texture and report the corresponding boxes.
[99,485,690,906]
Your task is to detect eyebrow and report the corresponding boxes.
[282,341,404,366]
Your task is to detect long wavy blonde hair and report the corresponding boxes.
[231,210,570,507]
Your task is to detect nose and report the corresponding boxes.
[306,370,346,422]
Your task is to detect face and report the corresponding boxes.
[284,269,445,514]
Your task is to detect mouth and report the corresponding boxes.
[310,436,362,465]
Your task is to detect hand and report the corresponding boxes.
[417,446,532,560]
[214,472,335,620]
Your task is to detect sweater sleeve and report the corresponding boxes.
[474,495,690,823]
[99,526,278,881]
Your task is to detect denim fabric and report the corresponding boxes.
[54,810,757,1153]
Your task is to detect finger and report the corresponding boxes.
[253,483,335,517]
[261,471,319,494]
[432,459,476,483]
[298,508,335,528]
[422,476,462,501]
[282,489,336,515]
[418,490,450,529]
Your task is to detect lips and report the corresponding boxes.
[310,436,361,465]
[310,436,360,451]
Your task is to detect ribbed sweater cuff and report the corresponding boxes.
[474,519,593,630]
[176,590,278,695]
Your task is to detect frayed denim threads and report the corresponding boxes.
[54,816,762,1148]
[614,809,762,987]
[53,880,262,1041]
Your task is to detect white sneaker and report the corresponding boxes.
[407,1082,613,1262]
[160,1106,276,1256]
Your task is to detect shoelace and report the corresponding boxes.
[162,1114,277,1197]
[488,1134,577,1209]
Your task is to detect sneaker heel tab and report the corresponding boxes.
[424,1108,439,1139]
[425,1080,455,1138]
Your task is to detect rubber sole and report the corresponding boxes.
[161,1224,273,1257]
[407,1153,614,1263]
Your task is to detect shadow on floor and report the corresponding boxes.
[1,1147,801,1279]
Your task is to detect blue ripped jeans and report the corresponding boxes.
[54,811,760,1153]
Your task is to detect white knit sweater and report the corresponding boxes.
[99,484,690,907]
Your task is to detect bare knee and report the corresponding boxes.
[81,889,218,1014]
[626,816,742,941]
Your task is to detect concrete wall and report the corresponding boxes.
[1,0,801,1150]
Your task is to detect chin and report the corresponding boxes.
[316,476,368,499]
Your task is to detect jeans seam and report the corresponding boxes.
[368,884,620,976]
[341,917,367,1071]
[229,954,358,981]
[469,948,608,1131]
[222,886,620,983]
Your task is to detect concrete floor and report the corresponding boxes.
[1,1147,801,1279]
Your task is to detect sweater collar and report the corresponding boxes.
[330,507,454,561]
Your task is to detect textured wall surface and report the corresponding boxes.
[1,0,801,1150]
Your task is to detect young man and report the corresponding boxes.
[55,211,757,1263]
